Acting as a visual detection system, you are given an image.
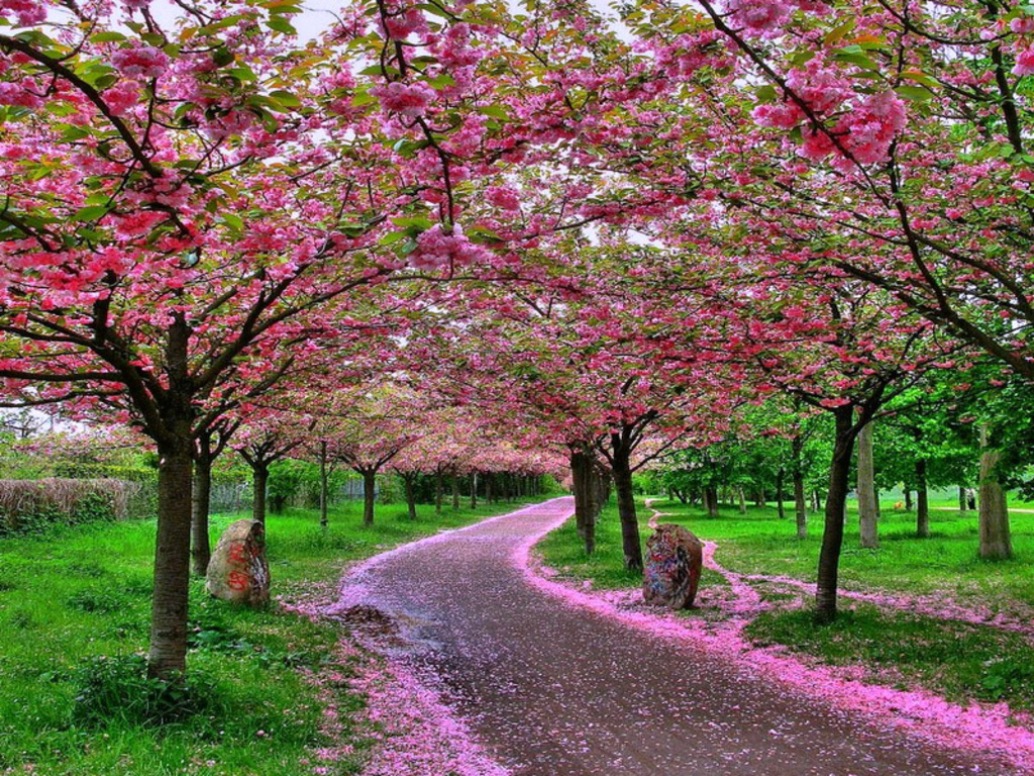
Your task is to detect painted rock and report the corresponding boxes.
[206,519,270,607]
[643,523,703,610]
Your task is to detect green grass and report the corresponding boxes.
[648,496,1034,606]
[0,497,545,776]
[746,606,1034,712]
[537,494,1034,712]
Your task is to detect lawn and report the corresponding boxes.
[0,497,545,776]
[537,495,1034,712]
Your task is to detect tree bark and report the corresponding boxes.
[403,473,417,520]
[775,467,785,520]
[816,405,856,624]
[915,458,930,539]
[737,486,747,515]
[904,488,913,511]
[362,469,376,526]
[190,437,213,577]
[857,419,879,549]
[570,448,596,555]
[451,473,460,510]
[792,436,807,539]
[435,469,443,515]
[704,485,719,518]
[319,440,329,530]
[252,463,269,526]
[978,426,1012,559]
[470,471,478,509]
[611,443,643,572]
[148,439,194,679]
[959,485,967,513]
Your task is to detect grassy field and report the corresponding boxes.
[0,497,545,776]
[537,496,1034,712]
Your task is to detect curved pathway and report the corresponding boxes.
[330,498,1025,775]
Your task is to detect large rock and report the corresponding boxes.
[643,523,703,610]
[206,519,270,607]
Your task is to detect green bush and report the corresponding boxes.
[0,478,143,536]
[72,654,221,727]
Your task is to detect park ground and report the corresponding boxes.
[1,493,1032,774]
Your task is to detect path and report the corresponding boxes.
[330,498,1025,775]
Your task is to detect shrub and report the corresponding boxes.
[0,478,141,536]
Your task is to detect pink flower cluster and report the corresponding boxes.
[111,45,170,79]
[485,186,521,211]
[754,62,905,168]
[408,223,491,271]
[725,0,790,32]
[381,7,428,40]
[0,0,44,26]
[0,80,42,109]
[372,81,436,118]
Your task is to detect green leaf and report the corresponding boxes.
[894,84,932,101]
[477,104,510,120]
[90,31,127,43]
[417,3,453,19]
[269,89,301,108]
[267,16,297,35]
[351,91,379,108]
[200,14,247,33]
[833,45,879,71]
[212,46,236,67]
[219,213,244,231]
[73,205,110,222]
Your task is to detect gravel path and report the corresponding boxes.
[332,497,1024,775]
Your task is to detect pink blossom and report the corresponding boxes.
[1011,16,1034,34]
[104,80,141,116]
[485,186,521,211]
[752,102,802,130]
[111,45,170,79]
[0,81,42,109]
[726,0,791,32]
[381,8,428,40]
[0,0,45,25]
[840,91,906,164]
[408,223,491,271]
[1014,46,1034,76]
[798,126,835,161]
[372,81,436,118]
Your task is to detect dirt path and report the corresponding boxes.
[329,498,1026,775]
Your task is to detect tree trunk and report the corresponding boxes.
[612,448,643,572]
[776,467,785,520]
[485,473,494,504]
[319,440,329,530]
[816,406,856,624]
[435,469,443,515]
[190,442,213,577]
[451,474,460,510]
[362,469,376,526]
[857,419,879,549]
[704,486,719,518]
[404,473,417,520]
[470,471,478,509]
[792,436,807,539]
[570,448,596,555]
[916,458,930,539]
[252,464,268,526]
[978,426,1012,560]
[904,488,913,511]
[959,485,967,513]
[148,440,194,679]
[737,486,747,515]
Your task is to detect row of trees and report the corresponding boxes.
[4,0,1034,679]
